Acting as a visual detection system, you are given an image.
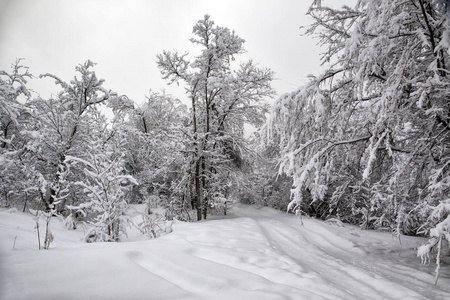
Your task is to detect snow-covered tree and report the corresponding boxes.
[0,59,32,208]
[158,15,274,220]
[25,60,120,213]
[267,0,449,280]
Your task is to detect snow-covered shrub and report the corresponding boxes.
[137,212,173,238]
[209,195,230,216]
[418,200,450,284]
[30,209,54,250]
[66,147,137,242]
[63,213,78,230]
[144,195,160,214]
[165,197,194,221]
[6,207,18,213]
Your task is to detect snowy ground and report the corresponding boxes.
[1,204,449,300]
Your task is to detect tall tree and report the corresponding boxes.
[158,15,274,220]
[25,60,119,213]
[267,0,449,280]
[0,59,32,208]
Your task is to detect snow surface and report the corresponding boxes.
[1,205,449,300]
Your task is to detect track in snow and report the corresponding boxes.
[233,205,450,300]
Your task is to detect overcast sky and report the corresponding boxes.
[0,0,354,105]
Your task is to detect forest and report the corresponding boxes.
[1,0,449,289]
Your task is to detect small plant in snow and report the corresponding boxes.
[30,209,54,250]
[209,193,230,216]
[66,148,137,242]
[165,197,194,222]
[137,212,172,239]
[418,200,450,285]
[28,174,61,250]
[63,212,78,230]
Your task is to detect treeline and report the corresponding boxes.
[0,16,283,243]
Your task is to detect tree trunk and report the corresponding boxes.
[23,192,28,212]
[191,94,202,220]
[201,155,207,220]
[195,162,202,220]
[2,185,9,208]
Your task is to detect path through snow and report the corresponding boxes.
[234,205,450,299]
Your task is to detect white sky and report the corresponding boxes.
[0,0,355,105]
